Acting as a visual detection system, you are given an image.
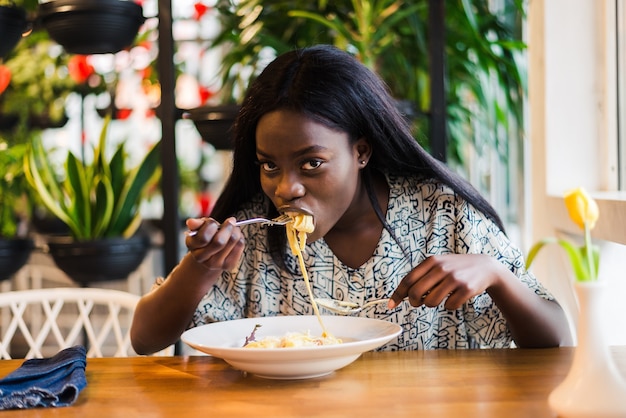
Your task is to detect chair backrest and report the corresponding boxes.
[0,287,173,359]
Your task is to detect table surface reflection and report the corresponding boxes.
[0,347,625,417]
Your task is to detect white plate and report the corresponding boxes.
[181,315,401,380]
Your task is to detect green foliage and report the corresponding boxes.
[1,31,106,143]
[0,0,38,12]
[526,237,601,282]
[210,0,525,167]
[0,140,30,237]
[288,1,424,72]
[24,117,162,240]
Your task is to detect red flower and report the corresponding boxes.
[193,2,210,20]
[68,55,95,85]
[0,65,11,95]
[140,66,153,82]
[137,40,152,51]
[198,191,213,217]
[198,86,214,104]
[116,109,133,120]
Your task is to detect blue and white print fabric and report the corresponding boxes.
[190,174,553,350]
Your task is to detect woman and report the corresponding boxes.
[131,45,571,354]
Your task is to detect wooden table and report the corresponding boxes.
[1,347,625,417]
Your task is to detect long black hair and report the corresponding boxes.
[211,45,505,264]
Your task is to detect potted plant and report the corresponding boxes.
[0,140,33,281]
[23,116,161,285]
[205,0,525,167]
[37,0,146,55]
[0,0,41,280]
[0,30,109,140]
[0,0,37,59]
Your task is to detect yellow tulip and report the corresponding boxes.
[527,186,600,282]
[563,187,599,230]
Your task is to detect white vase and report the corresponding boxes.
[548,281,626,418]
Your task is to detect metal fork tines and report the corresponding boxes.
[186,214,292,236]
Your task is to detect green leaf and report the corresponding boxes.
[65,153,90,238]
[108,140,161,237]
[526,237,592,282]
[23,139,80,236]
[92,174,114,237]
[23,115,161,240]
[108,146,126,201]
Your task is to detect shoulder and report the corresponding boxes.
[387,172,452,195]
[386,172,464,209]
[386,172,499,236]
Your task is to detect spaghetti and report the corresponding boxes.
[244,212,341,349]
[284,212,332,337]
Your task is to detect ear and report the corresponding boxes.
[354,138,372,167]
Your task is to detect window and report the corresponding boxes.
[530,0,626,345]
[618,0,626,189]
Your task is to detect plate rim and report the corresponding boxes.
[182,315,400,350]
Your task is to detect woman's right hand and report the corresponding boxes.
[184,217,245,272]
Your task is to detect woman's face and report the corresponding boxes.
[255,109,370,242]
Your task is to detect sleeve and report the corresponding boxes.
[454,197,554,299]
[453,197,555,348]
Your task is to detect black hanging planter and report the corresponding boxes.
[46,234,150,285]
[0,238,34,282]
[0,112,69,132]
[183,104,240,150]
[38,0,145,55]
[0,5,29,59]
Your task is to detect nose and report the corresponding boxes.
[273,171,306,202]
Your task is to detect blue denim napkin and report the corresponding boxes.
[0,345,87,410]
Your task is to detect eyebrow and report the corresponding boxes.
[256,144,329,158]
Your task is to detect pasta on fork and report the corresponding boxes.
[244,212,342,348]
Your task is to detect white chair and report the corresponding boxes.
[0,287,173,359]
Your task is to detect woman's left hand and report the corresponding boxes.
[388,254,508,310]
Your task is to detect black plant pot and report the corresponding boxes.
[30,211,70,236]
[0,112,69,132]
[38,0,145,55]
[46,234,150,285]
[0,6,28,59]
[0,238,34,282]
[183,104,240,150]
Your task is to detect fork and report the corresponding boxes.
[186,214,292,236]
[314,298,390,315]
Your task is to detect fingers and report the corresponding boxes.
[185,217,207,234]
[388,276,412,309]
[442,290,465,311]
[389,256,441,308]
[221,237,245,270]
[389,255,477,310]
[185,217,218,250]
[185,217,244,270]
[206,226,245,269]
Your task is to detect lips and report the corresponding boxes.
[277,205,314,218]
[277,206,316,234]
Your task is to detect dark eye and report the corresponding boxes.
[259,161,278,172]
[302,159,323,170]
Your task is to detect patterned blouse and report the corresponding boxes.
[189,173,553,350]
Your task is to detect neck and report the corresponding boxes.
[329,171,389,233]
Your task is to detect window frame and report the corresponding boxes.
[527,0,626,345]
[528,0,626,248]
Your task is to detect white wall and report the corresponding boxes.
[528,0,626,345]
